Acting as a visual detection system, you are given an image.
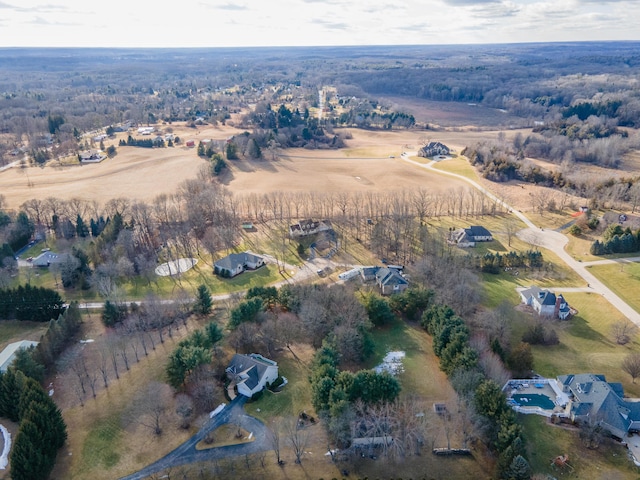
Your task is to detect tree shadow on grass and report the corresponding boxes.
[567,314,612,345]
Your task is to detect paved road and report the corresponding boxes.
[400,153,640,326]
[119,396,271,480]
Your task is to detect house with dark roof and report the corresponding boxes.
[288,219,332,237]
[79,149,107,163]
[214,252,265,278]
[558,373,640,440]
[520,285,571,320]
[375,267,409,295]
[418,141,450,158]
[31,251,63,268]
[448,226,493,247]
[226,353,279,397]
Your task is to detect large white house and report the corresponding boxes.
[519,286,571,320]
[226,354,279,397]
[288,219,332,237]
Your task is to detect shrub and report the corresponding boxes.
[569,224,582,236]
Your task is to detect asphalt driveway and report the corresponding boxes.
[119,396,271,480]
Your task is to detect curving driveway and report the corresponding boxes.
[119,396,271,480]
[400,153,640,326]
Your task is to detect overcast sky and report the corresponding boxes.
[0,0,637,48]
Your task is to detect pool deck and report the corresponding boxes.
[504,379,569,417]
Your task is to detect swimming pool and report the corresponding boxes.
[511,393,555,410]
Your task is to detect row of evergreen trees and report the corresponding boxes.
[474,250,543,274]
[119,135,164,148]
[0,369,67,479]
[35,303,82,368]
[590,225,640,255]
[0,284,66,322]
[420,302,530,479]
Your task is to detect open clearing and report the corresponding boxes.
[0,126,513,210]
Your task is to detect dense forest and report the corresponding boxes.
[2,42,640,167]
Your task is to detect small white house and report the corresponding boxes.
[226,354,278,397]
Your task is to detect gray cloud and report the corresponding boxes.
[302,0,346,4]
[0,2,69,12]
[216,3,248,10]
[470,3,520,18]
[199,2,248,10]
[441,0,500,5]
[364,3,397,13]
[29,15,77,26]
[400,22,431,32]
[312,18,350,30]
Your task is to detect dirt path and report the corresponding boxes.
[400,154,640,326]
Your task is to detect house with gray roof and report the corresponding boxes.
[79,149,107,163]
[226,353,278,397]
[418,141,450,158]
[375,267,409,295]
[288,219,332,237]
[558,373,640,440]
[32,251,63,268]
[214,252,265,278]
[448,225,493,247]
[0,340,39,372]
[520,285,571,320]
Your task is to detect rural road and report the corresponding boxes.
[400,153,640,326]
[118,396,271,480]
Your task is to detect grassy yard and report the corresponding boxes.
[484,260,640,477]
[431,155,479,180]
[0,320,48,349]
[521,415,640,480]
[249,345,315,424]
[565,230,602,262]
[587,262,640,317]
[364,318,457,402]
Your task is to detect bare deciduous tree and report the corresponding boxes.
[622,353,640,383]
[268,419,283,465]
[611,320,636,345]
[284,417,309,464]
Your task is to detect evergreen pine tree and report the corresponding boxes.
[194,284,213,316]
[507,454,531,480]
[10,418,51,480]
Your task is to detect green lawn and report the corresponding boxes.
[432,156,479,181]
[588,262,640,316]
[249,349,314,423]
[0,320,48,349]
[521,415,639,479]
[512,292,640,395]
[78,414,123,473]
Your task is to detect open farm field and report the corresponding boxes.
[1,126,530,211]
[377,96,530,128]
[0,147,208,210]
